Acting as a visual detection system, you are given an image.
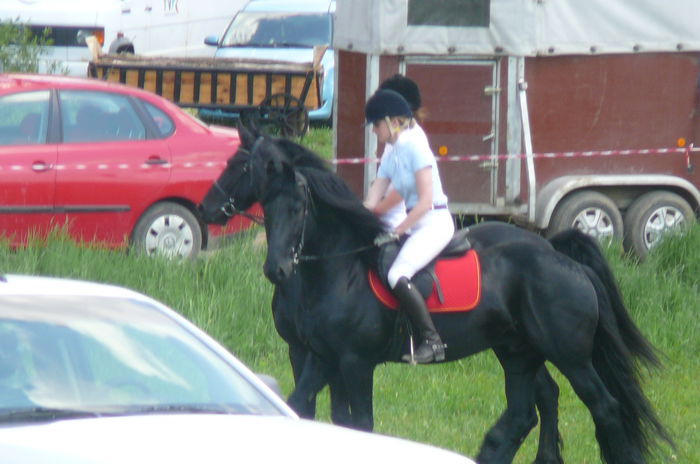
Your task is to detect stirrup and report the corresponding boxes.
[403,335,447,365]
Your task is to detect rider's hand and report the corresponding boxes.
[374,232,400,247]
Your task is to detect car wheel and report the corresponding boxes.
[547,191,623,244]
[132,202,202,259]
[623,191,695,257]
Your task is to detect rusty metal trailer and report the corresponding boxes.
[332,0,700,256]
[88,53,324,136]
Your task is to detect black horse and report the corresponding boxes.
[199,126,668,463]
[249,133,671,463]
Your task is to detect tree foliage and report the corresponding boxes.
[0,19,53,73]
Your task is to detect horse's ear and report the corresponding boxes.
[237,122,257,150]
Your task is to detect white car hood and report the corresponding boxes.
[0,414,475,463]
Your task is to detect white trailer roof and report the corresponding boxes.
[334,0,700,56]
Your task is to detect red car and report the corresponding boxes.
[0,73,252,258]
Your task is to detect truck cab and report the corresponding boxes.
[202,0,335,123]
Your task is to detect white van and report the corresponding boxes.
[0,0,247,76]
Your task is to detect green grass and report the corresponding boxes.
[1,128,698,462]
[2,226,698,462]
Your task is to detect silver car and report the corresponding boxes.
[0,274,475,463]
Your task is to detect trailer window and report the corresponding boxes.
[408,0,490,27]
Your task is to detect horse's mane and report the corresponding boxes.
[299,165,385,242]
[271,138,386,244]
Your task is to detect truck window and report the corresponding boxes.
[221,12,332,48]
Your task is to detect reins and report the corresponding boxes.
[296,243,376,262]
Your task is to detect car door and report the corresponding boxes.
[55,89,171,245]
[0,90,58,245]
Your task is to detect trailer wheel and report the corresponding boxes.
[623,191,695,257]
[256,93,309,138]
[547,191,623,244]
[131,202,202,259]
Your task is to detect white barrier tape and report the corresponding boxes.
[333,145,700,165]
[1,146,697,171]
[0,161,227,172]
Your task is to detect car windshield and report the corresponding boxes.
[221,11,332,48]
[0,295,283,423]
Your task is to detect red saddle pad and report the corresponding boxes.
[368,249,482,313]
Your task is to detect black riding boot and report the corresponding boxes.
[394,277,446,364]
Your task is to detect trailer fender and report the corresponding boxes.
[535,174,700,230]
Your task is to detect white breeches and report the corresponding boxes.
[387,208,454,288]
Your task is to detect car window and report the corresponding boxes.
[0,91,50,146]
[60,90,146,143]
[0,296,283,417]
[142,101,175,137]
[221,12,332,48]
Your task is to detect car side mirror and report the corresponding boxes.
[204,35,220,47]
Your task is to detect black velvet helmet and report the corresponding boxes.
[379,74,421,112]
[364,89,413,125]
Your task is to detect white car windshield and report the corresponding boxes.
[221,12,332,48]
[0,295,282,422]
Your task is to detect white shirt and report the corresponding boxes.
[377,124,448,210]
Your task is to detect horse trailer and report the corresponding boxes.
[332,0,700,256]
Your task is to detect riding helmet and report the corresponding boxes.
[379,74,421,112]
[364,89,413,125]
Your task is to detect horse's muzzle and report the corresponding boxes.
[264,257,294,284]
[197,204,228,226]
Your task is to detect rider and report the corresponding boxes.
[371,74,425,230]
[363,89,454,364]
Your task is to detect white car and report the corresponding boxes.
[0,274,475,463]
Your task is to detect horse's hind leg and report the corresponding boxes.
[560,363,644,464]
[534,366,564,464]
[477,353,540,464]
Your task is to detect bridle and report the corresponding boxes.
[214,146,264,225]
[284,169,375,265]
[246,136,376,265]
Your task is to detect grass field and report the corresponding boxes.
[1,128,698,462]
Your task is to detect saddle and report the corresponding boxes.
[370,229,482,313]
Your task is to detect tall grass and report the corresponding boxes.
[2,225,698,462]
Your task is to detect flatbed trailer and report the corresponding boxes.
[89,53,324,136]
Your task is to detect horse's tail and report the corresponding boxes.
[582,265,674,460]
[548,229,661,368]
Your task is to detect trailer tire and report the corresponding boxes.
[547,191,623,244]
[623,191,695,257]
[131,202,202,259]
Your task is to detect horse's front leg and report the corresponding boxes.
[286,354,334,419]
[287,342,317,417]
[328,372,352,426]
[339,353,376,431]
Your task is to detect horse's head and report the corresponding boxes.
[258,141,311,284]
[198,125,266,225]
